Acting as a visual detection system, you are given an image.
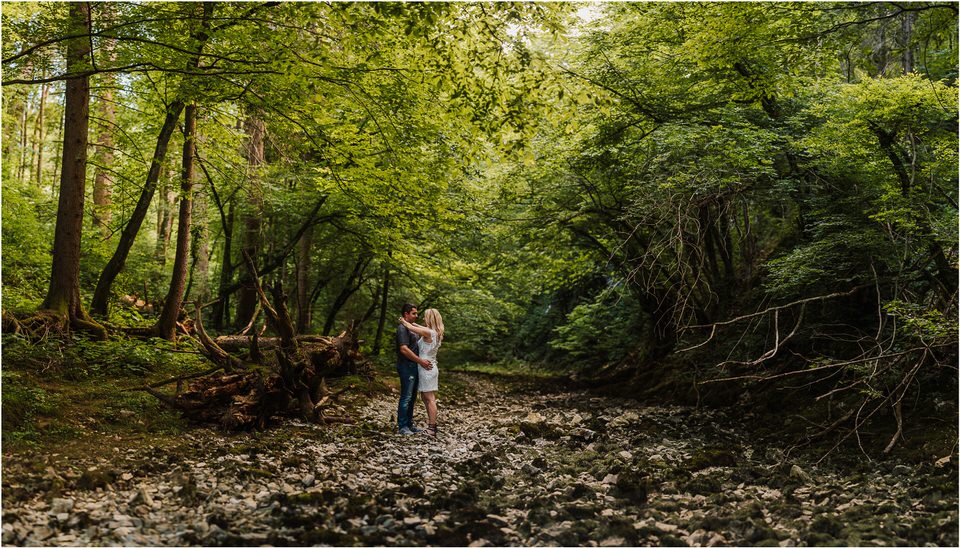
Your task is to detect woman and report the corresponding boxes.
[399,308,444,437]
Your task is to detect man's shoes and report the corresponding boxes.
[398,427,416,435]
[409,426,425,433]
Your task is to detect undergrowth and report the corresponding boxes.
[1,332,208,452]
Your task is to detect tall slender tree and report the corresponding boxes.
[156,105,197,340]
[234,111,266,331]
[40,2,105,338]
[90,1,212,316]
[32,80,48,187]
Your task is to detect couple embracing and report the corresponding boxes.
[395,303,444,437]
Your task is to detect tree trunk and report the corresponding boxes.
[51,101,65,195]
[91,4,117,232]
[322,255,370,336]
[213,201,235,329]
[91,83,115,235]
[901,11,915,74]
[156,105,197,340]
[33,81,48,187]
[296,225,313,333]
[372,262,390,356]
[218,195,330,302]
[90,100,185,316]
[234,113,266,331]
[41,2,105,338]
[191,177,212,304]
[156,168,177,266]
[17,85,30,182]
[2,88,25,167]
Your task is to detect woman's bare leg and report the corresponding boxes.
[421,391,438,426]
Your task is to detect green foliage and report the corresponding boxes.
[1,182,53,311]
[884,300,959,344]
[548,284,644,367]
[1,369,59,432]
[764,220,893,298]
[2,334,207,381]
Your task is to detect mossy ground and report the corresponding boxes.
[2,334,394,498]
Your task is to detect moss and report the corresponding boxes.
[240,466,275,479]
[810,515,844,537]
[658,533,686,546]
[687,446,738,470]
[806,531,840,546]
[288,490,336,505]
[696,515,731,531]
[616,469,649,502]
[1,370,60,433]
[681,474,722,494]
[519,421,561,440]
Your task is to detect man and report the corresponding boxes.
[396,303,432,435]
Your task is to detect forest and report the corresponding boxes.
[2,2,958,546]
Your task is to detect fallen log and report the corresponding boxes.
[214,334,339,351]
[144,251,369,429]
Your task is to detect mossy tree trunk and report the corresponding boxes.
[40,2,105,339]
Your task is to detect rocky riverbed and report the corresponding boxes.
[2,372,957,546]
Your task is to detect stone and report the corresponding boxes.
[602,474,619,485]
[524,412,545,424]
[403,516,422,526]
[486,514,510,526]
[778,540,796,547]
[600,536,626,546]
[707,532,726,546]
[686,529,710,546]
[655,522,678,533]
[789,465,811,483]
[129,487,154,507]
[522,463,540,475]
[609,411,640,428]
[302,474,316,487]
[50,497,74,514]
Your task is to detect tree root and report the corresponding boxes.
[2,309,22,335]
[8,309,107,341]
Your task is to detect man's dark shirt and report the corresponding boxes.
[395,324,420,364]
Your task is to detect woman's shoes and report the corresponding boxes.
[425,424,438,437]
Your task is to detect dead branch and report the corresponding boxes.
[193,302,245,372]
[698,346,935,385]
[123,365,224,391]
[685,287,865,331]
[815,350,928,464]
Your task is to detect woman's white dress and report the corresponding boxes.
[418,328,440,392]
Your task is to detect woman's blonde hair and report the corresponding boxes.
[423,308,444,343]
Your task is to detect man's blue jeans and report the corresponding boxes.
[396,361,419,430]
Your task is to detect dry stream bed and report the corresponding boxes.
[2,372,957,546]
